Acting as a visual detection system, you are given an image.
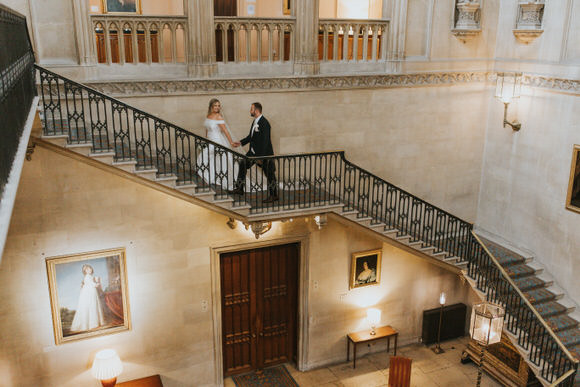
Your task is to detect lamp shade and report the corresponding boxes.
[439,292,446,305]
[367,308,381,326]
[469,302,505,346]
[91,349,123,380]
[495,73,522,103]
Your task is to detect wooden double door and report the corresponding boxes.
[220,243,299,376]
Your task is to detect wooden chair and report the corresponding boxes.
[388,356,412,387]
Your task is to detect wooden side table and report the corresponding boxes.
[347,325,398,368]
[117,375,163,387]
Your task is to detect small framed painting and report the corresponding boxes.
[350,249,382,289]
[103,0,141,14]
[566,144,580,214]
[46,248,131,345]
[283,0,291,15]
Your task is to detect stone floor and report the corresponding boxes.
[224,336,502,387]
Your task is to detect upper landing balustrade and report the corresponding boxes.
[91,15,187,66]
[87,13,390,78]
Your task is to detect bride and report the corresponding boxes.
[197,99,269,192]
[197,98,239,190]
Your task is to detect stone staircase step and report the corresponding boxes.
[478,236,528,267]
[135,168,158,180]
[112,160,137,173]
[175,184,196,195]
[65,142,93,156]
[504,263,541,279]
[525,288,559,305]
[155,175,177,188]
[555,328,580,348]
[513,276,548,292]
[545,315,579,333]
[534,301,574,319]
[89,151,116,164]
[41,134,69,147]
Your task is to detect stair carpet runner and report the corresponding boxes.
[40,113,580,385]
[478,237,580,385]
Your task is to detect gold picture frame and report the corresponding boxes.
[350,249,382,289]
[566,144,580,213]
[46,248,131,345]
[283,0,291,15]
[103,0,142,14]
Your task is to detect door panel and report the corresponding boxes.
[221,243,299,376]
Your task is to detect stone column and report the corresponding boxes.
[382,0,407,72]
[185,0,216,78]
[293,0,319,75]
[72,0,96,65]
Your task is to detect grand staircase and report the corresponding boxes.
[33,65,579,386]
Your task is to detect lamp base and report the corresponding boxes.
[431,345,445,354]
[100,377,117,387]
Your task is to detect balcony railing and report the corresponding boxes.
[214,17,295,68]
[0,5,35,195]
[318,19,388,62]
[91,15,187,65]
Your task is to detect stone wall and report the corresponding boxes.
[0,145,474,386]
[477,88,580,304]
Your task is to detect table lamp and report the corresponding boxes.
[91,349,123,387]
[367,308,381,335]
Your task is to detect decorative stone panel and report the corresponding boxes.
[513,1,545,44]
[452,0,482,43]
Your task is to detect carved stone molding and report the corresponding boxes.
[452,0,481,43]
[86,71,491,96]
[513,1,544,44]
[84,72,580,97]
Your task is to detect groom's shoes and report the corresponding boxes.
[263,194,279,203]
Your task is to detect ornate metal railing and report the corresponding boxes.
[0,4,35,196]
[35,65,577,385]
[214,17,295,63]
[318,19,388,62]
[467,233,579,385]
[91,15,187,64]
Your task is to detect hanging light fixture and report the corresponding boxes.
[495,72,522,131]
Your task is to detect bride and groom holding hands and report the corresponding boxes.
[198,99,279,203]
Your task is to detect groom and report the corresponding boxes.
[230,102,278,202]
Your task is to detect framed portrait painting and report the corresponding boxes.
[566,144,580,214]
[103,0,141,14]
[350,249,382,289]
[283,0,291,15]
[46,248,131,345]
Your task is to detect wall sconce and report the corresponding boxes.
[469,301,505,387]
[367,308,381,335]
[495,72,522,131]
[432,292,446,354]
[314,214,327,229]
[91,349,123,387]
[245,221,272,239]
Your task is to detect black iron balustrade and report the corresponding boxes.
[34,65,578,385]
[467,233,579,385]
[0,5,36,196]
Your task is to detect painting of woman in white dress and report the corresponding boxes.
[46,248,131,344]
[350,249,382,289]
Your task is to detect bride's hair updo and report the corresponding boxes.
[208,98,220,115]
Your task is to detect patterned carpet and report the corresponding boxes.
[232,365,298,387]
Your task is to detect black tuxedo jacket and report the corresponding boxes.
[240,116,274,157]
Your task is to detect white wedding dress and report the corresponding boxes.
[197,118,237,190]
[70,273,105,332]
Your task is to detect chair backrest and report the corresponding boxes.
[388,356,412,387]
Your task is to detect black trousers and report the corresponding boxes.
[236,158,277,197]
